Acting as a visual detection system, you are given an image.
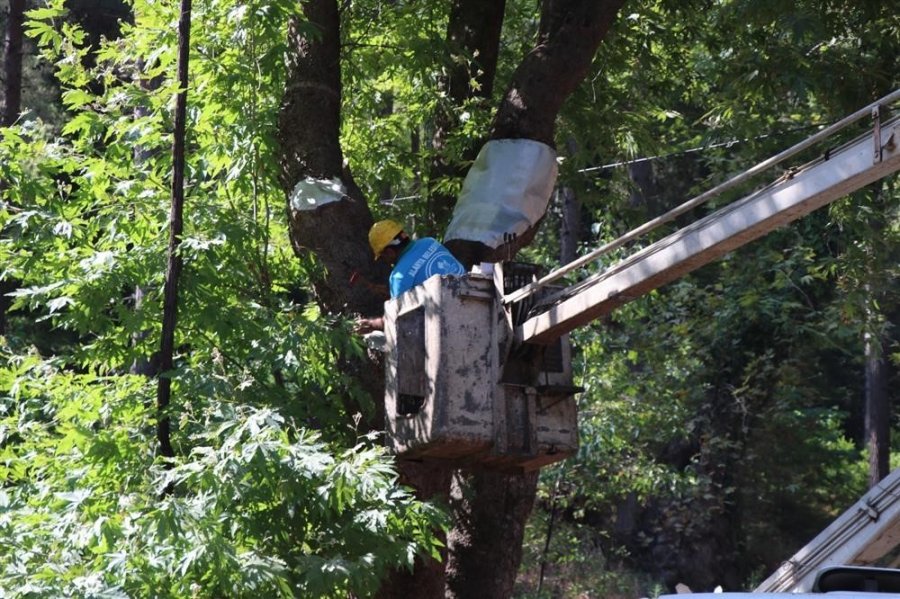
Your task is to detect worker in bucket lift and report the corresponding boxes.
[355,219,465,334]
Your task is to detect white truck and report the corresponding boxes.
[660,566,900,598]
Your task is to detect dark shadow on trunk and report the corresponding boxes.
[2,0,25,127]
[0,0,26,335]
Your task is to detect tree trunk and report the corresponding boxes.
[559,186,580,265]
[628,159,661,215]
[447,0,624,597]
[862,181,892,488]
[2,0,25,127]
[130,62,160,377]
[446,470,539,598]
[375,463,453,599]
[0,0,26,335]
[277,1,627,596]
[277,1,385,319]
[865,327,890,487]
[277,3,444,593]
[444,3,626,595]
[156,0,192,462]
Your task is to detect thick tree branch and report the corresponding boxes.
[491,0,627,144]
[446,0,627,267]
[428,0,506,233]
[278,1,385,317]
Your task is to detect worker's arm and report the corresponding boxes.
[354,315,384,334]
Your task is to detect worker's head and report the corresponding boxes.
[369,219,408,263]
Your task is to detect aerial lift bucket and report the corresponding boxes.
[383,263,580,472]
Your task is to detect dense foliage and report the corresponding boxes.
[514,0,899,594]
[0,0,445,596]
[1,0,897,596]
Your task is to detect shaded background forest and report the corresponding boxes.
[0,0,898,597]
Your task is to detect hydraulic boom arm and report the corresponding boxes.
[516,110,900,345]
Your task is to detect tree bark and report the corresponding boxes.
[277,1,385,318]
[559,186,580,265]
[491,0,625,144]
[277,3,444,593]
[277,1,390,432]
[865,328,890,487]
[375,463,453,599]
[862,182,892,488]
[2,0,25,127]
[446,470,539,598]
[277,1,626,596]
[445,3,626,594]
[0,0,26,335]
[156,0,192,463]
[130,63,160,377]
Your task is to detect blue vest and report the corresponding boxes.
[390,238,466,298]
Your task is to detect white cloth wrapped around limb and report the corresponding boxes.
[289,176,347,211]
[444,139,558,249]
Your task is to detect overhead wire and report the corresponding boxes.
[503,87,900,306]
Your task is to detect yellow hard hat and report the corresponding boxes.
[368,219,404,259]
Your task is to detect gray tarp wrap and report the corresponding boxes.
[444,139,558,249]
[289,176,346,212]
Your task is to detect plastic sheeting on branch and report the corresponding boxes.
[444,139,558,249]
[289,176,347,211]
